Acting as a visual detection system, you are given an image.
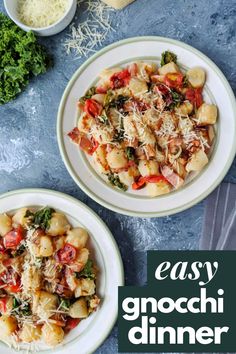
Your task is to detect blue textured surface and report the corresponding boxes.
[0,0,236,353]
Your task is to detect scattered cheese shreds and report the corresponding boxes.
[64,0,114,58]
[18,0,69,28]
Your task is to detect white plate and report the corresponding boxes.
[57,36,236,217]
[0,189,124,354]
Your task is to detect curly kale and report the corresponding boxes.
[0,12,52,104]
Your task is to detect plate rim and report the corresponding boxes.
[0,188,124,354]
[57,35,236,218]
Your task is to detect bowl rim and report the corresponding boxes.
[3,0,76,32]
[0,187,125,354]
[57,36,236,218]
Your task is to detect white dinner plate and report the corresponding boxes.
[57,36,236,217]
[0,189,124,354]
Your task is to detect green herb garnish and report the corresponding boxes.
[0,13,51,105]
[12,244,26,257]
[160,51,177,66]
[77,259,96,279]
[183,75,189,87]
[59,298,71,311]
[108,95,129,110]
[30,207,55,230]
[167,90,184,110]
[12,299,31,316]
[126,147,135,160]
[99,111,109,125]
[108,173,128,191]
[79,86,96,104]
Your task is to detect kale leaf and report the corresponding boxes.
[108,173,128,191]
[29,207,55,230]
[12,298,31,316]
[160,51,177,66]
[126,147,135,160]
[0,12,51,105]
[77,259,96,279]
[79,86,96,104]
[59,298,71,311]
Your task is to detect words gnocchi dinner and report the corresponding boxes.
[68,50,217,196]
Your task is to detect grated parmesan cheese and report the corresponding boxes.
[64,0,114,58]
[18,0,69,28]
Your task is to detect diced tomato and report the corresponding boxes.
[132,177,146,190]
[0,298,7,313]
[132,175,168,190]
[6,280,21,293]
[84,99,102,118]
[96,86,107,94]
[55,243,77,264]
[3,226,24,250]
[110,69,131,89]
[66,318,80,330]
[128,63,138,77]
[164,73,184,89]
[185,87,203,108]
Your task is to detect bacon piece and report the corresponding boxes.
[161,165,184,189]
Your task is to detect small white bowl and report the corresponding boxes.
[4,0,77,36]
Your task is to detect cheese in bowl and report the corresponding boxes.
[68,51,217,197]
[0,207,100,348]
[17,0,70,28]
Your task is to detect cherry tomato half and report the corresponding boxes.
[66,318,80,330]
[84,99,102,118]
[55,243,77,264]
[110,69,131,89]
[3,226,24,249]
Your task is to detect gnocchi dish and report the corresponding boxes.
[0,207,100,348]
[68,51,218,197]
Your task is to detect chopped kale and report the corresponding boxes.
[98,111,109,125]
[29,207,55,230]
[183,75,189,87]
[79,86,96,104]
[104,92,129,111]
[166,90,184,110]
[77,259,96,279]
[12,244,26,257]
[160,51,177,66]
[108,173,128,191]
[59,298,71,311]
[126,147,135,160]
[12,298,31,316]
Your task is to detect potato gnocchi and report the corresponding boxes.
[68,50,217,197]
[0,207,100,348]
